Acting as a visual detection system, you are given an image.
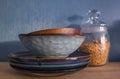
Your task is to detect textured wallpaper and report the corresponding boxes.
[0,0,120,61]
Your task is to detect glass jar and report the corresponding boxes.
[79,9,110,66]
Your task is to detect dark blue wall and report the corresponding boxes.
[0,0,120,61]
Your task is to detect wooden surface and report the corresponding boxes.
[0,62,120,79]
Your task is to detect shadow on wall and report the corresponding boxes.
[62,15,83,29]
[66,15,83,29]
[108,20,120,61]
[0,41,27,61]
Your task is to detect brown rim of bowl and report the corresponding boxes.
[28,28,82,35]
[19,34,86,38]
[8,51,90,61]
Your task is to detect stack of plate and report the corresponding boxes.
[8,51,90,76]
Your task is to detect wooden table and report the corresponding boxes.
[0,62,120,79]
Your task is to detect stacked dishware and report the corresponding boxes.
[8,28,90,76]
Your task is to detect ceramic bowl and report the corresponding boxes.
[28,28,82,35]
[19,34,85,57]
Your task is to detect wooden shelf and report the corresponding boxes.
[0,62,120,79]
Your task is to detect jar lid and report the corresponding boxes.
[81,9,107,33]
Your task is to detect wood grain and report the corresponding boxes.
[0,62,120,79]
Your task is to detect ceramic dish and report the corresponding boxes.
[10,63,88,77]
[9,51,90,76]
[9,51,90,65]
[9,60,89,72]
[9,57,90,65]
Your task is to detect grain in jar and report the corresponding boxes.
[80,39,110,66]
